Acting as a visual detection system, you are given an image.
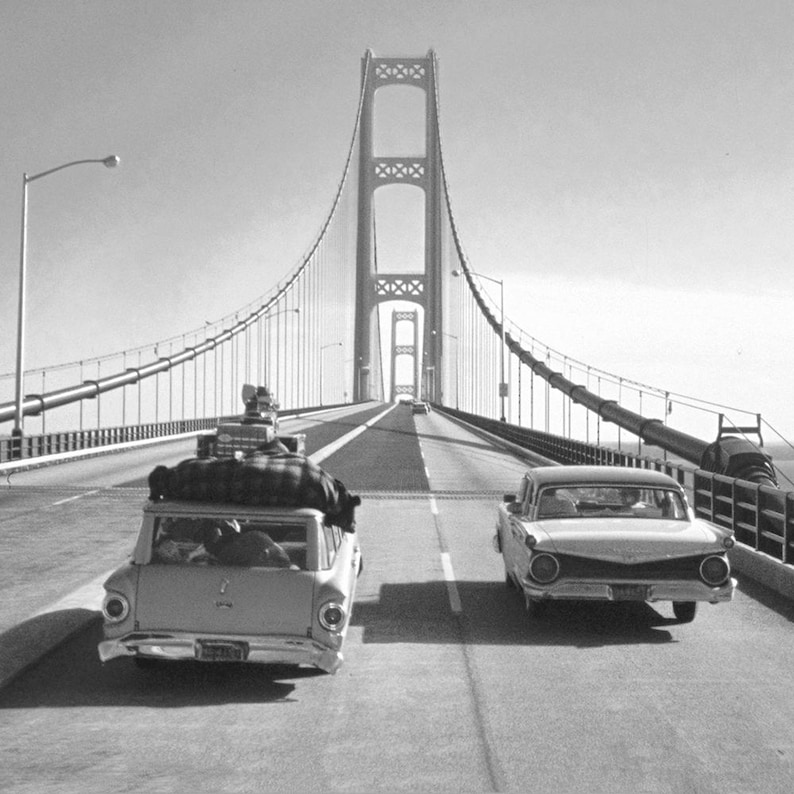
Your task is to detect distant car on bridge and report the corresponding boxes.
[411,400,430,415]
[494,465,736,623]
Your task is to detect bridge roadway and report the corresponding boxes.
[1,404,793,793]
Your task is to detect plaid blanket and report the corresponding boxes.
[148,452,361,532]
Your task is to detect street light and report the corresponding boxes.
[432,329,459,409]
[264,306,300,320]
[13,156,120,448]
[319,342,342,406]
[452,268,507,422]
[262,306,300,402]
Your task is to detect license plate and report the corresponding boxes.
[196,640,248,662]
[610,584,650,601]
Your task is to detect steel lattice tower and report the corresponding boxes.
[354,51,443,402]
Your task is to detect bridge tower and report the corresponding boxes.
[354,51,444,402]
[390,310,420,401]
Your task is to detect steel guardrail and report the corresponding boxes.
[438,405,794,568]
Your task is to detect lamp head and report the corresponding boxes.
[103,155,120,168]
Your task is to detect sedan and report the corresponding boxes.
[494,465,736,622]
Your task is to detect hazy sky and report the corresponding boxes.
[1,1,793,437]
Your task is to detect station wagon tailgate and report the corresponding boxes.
[134,565,314,636]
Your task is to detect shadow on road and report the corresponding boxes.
[0,617,321,709]
[352,580,678,647]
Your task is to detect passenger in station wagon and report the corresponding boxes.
[152,518,238,565]
[208,529,296,569]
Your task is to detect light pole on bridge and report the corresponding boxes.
[13,156,120,452]
[261,306,300,405]
[432,329,459,410]
[319,342,343,406]
[452,268,507,422]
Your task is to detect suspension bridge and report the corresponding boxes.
[1,50,794,793]
[2,50,792,559]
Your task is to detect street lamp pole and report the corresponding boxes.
[260,306,299,406]
[452,268,506,421]
[431,329,459,409]
[13,155,120,448]
[319,342,342,406]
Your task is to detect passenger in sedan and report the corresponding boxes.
[537,490,578,518]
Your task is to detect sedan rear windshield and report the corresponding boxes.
[536,486,687,520]
[151,516,308,569]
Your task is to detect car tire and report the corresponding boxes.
[672,601,698,623]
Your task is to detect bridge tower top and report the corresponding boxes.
[353,51,444,402]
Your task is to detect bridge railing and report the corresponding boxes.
[694,472,793,565]
[0,402,352,466]
[440,405,794,568]
[0,417,223,465]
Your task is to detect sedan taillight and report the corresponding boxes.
[528,553,560,584]
[699,555,731,586]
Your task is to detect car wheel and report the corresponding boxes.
[672,601,698,623]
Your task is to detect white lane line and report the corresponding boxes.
[310,404,397,464]
[440,552,463,613]
[51,489,100,506]
[424,454,459,613]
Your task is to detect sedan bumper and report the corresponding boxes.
[98,631,344,674]
[519,577,737,604]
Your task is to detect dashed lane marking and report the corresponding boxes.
[51,489,100,506]
[440,552,463,613]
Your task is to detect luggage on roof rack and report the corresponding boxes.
[148,451,361,532]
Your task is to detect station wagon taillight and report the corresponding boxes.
[699,555,730,586]
[319,601,346,631]
[102,593,130,623]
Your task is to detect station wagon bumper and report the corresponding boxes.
[98,631,344,674]
[518,577,737,604]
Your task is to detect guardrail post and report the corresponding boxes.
[10,428,23,460]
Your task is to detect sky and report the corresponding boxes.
[1,0,793,439]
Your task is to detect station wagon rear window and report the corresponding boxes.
[151,515,308,569]
[535,486,687,520]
